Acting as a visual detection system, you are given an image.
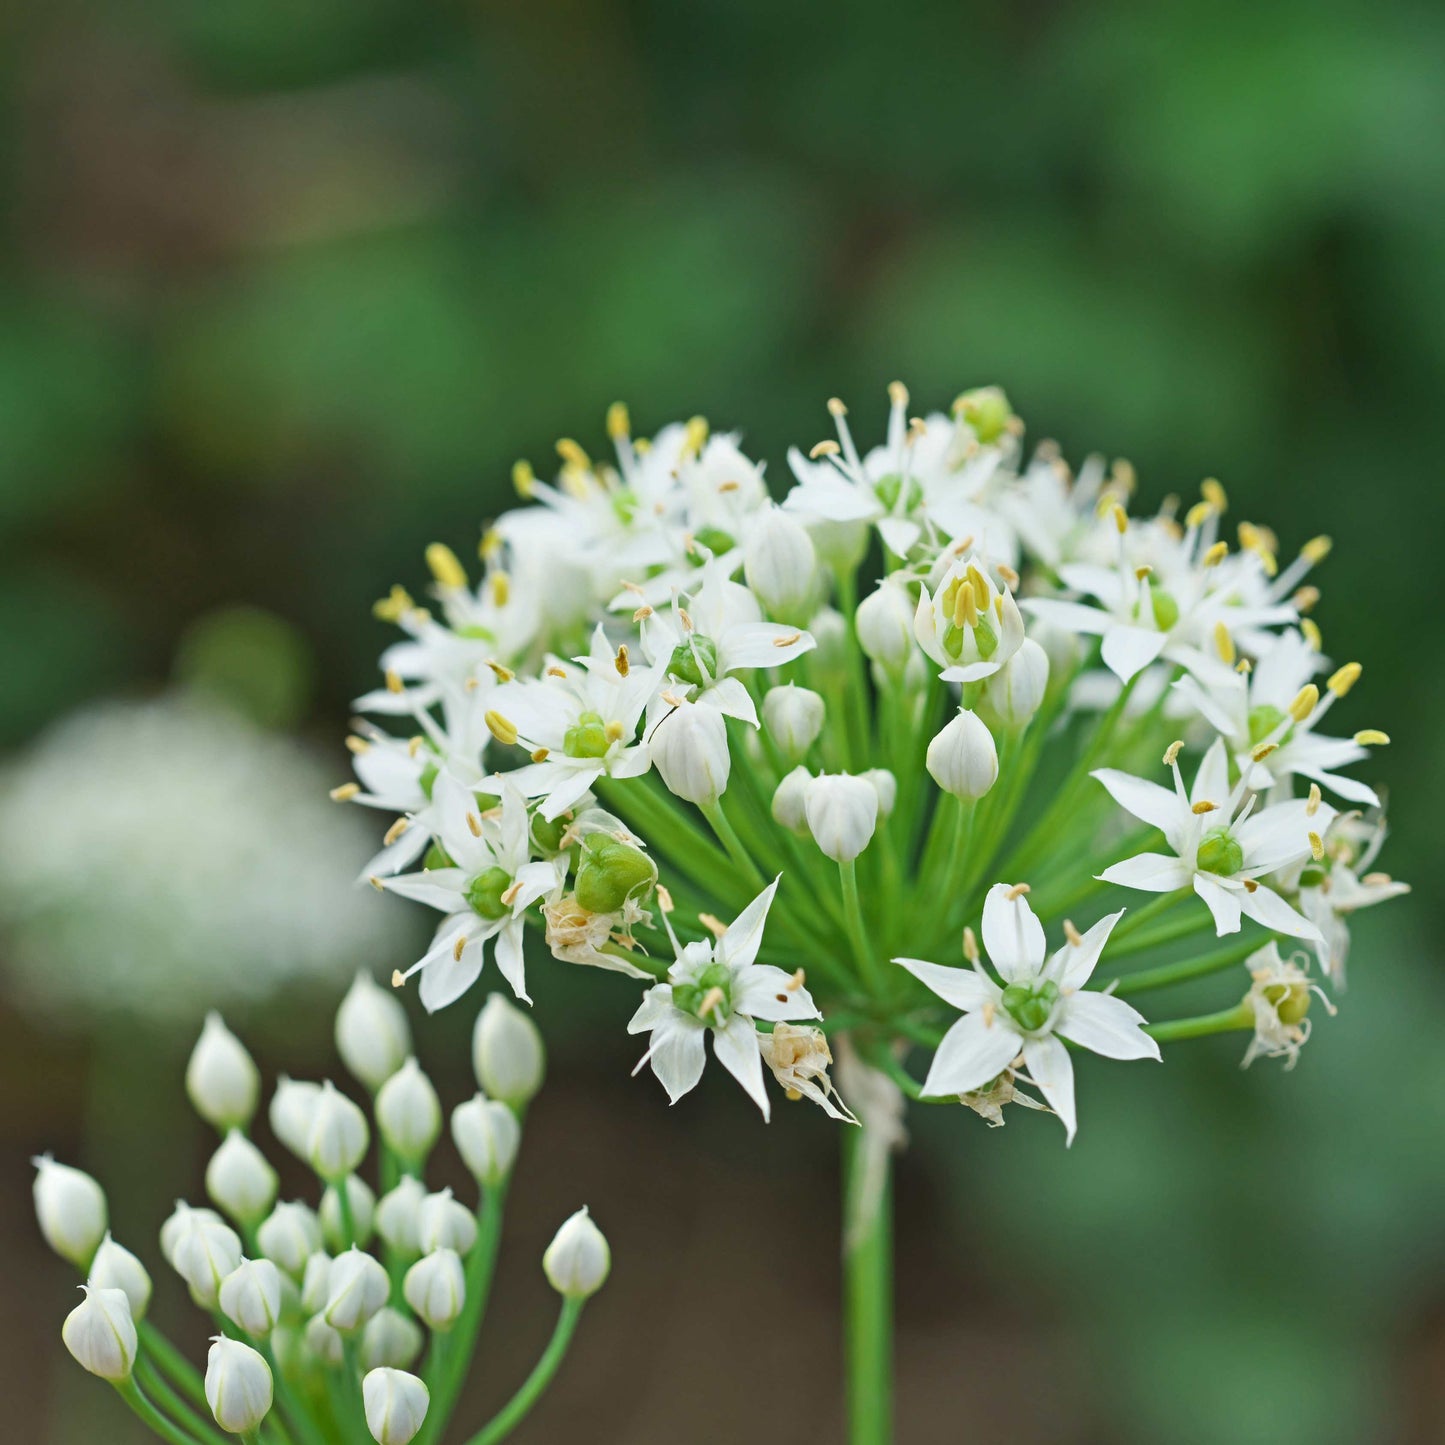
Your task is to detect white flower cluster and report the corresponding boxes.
[341,384,1405,1141]
[36,984,608,1445]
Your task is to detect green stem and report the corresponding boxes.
[113,1377,204,1445]
[335,1178,359,1251]
[842,1123,893,1445]
[1146,999,1255,1043]
[1105,936,1261,996]
[1104,902,1215,959]
[702,798,767,889]
[135,1358,231,1445]
[839,859,880,992]
[138,1324,209,1412]
[464,1298,586,1445]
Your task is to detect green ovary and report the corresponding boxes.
[1196,827,1244,877]
[466,866,512,920]
[1000,979,1060,1033]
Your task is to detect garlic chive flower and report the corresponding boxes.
[63,1286,137,1382]
[33,1156,108,1268]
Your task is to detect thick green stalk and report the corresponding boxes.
[842,1124,893,1445]
[1105,935,1261,995]
[138,1324,209,1412]
[839,859,881,993]
[1146,999,1255,1042]
[135,1358,231,1445]
[463,1298,586,1445]
[113,1378,204,1445]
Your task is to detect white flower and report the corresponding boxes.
[335,972,412,1091]
[32,1156,107,1268]
[451,1095,521,1187]
[647,694,732,806]
[855,576,918,676]
[914,553,1026,684]
[803,773,878,862]
[627,879,820,1118]
[186,1014,261,1132]
[1240,941,1334,1068]
[219,1258,284,1337]
[761,684,826,762]
[304,1315,345,1366]
[383,779,561,1009]
[404,1249,465,1331]
[205,1336,273,1434]
[166,1204,243,1309]
[542,1207,611,1299]
[895,883,1160,1143]
[87,1234,152,1320]
[62,1286,136,1382]
[375,1059,442,1166]
[925,709,999,799]
[1094,738,1336,939]
[363,1367,431,1445]
[205,1131,279,1228]
[757,1022,857,1123]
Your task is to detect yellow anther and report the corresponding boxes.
[785,968,806,991]
[466,812,482,838]
[1191,800,1218,815]
[546,665,568,678]
[699,914,727,939]
[512,460,535,498]
[827,396,847,417]
[1111,459,1137,493]
[385,670,404,695]
[953,579,977,628]
[1163,740,1184,766]
[1184,500,1214,531]
[1242,878,1259,893]
[1201,478,1228,513]
[486,660,515,683]
[1288,685,1319,723]
[604,720,625,742]
[1111,503,1129,534]
[1301,618,1323,651]
[1292,584,1320,613]
[1361,872,1395,888]
[452,935,466,963]
[407,735,424,757]
[383,817,409,846]
[887,380,909,409]
[615,645,630,677]
[330,783,361,802]
[345,735,371,755]
[1214,622,1236,665]
[656,884,674,913]
[1308,831,1325,862]
[1327,661,1362,697]
[698,985,726,1018]
[1353,729,1389,746]
[556,437,591,471]
[1236,658,1252,674]
[907,416,927,440]
[1005,882,1031,900]
[678,607,695,634]
[531,747,549,763]
[1135,565,1153,581]
[1203,541,1229,567]
[1063,919,1083,947]
[373,585,415,623]
[606,401,631,441]
[682,415,709,459]
[1301,535,1332,565]
[998,562,1020,588]
[1251,742,1279,762]
[491,571,511,607]
[1306,783,1322,816]
[391,969,405,988]
[962,926,979,962]
[773,632,802,647]
[809,439,841,460]
[632,605,653,623]
[368,876,385,892]
[485,710,519,747]
[425,542,467,590]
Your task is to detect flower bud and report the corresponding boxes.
[761,685,825,762]
[650,697,731,806]
[307,1081,369,1182]
[160,1202,225,1268]
[206,1131,279,1229]
[744,504,818,623]
[862,768,897,817]
[415,1189,477,1256]
[375,1059,441,1167]
[472,994,545,1108]
[807,606,849,677]
[257,1201,323,1280]
[87,1234,152,1321]
[542,1207,610,1300]
[803,773,878,862]
[219,1258,284,1337]
[62,1286,136,1381]
[269,1077,322,1161]
[375,1177,427,1256]
[403,1249,465,1331]
[856,579,917,675]
[320,1175,377,1253]
[205,1336,273,1434]
[304,1314,345,1366]
[186,1014,260,1132]
[168,1207,243,1309]
[361,1308,424,1373]
[926,709,998,799]
[987,638,1049,728]
[573,834,657,915]
[300,1253,333,1315]
[955,384,1014,444]
[451,1095,520,1187]
[32,1156,107,1268]
[771,765,812,834]
[363,1368,431,1445]
[324,1247,390,1333]
[336,973,412,1092]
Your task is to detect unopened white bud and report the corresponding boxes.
[862,768,897,817]
[307,1081,369,1182]
[803,773,878,862]
[300,1253,333,1315]
[403,1249,466,1331]
[269,1077,322,1161]
[415,1189,477,1256]
[161,1202,224,1268]
[771,765,812,834]
[375,1059,441,1166]
[542,1207,611,1300]
[450,1095,520,1187]
[651,696,730,806]
[205,1336,273,1434]
[472,994,544,1108]
[320,1174,377,1253]
[807,606,849,676]
[87,1234,152,1321]
[186,1014,260,1132]
[361,1308,424,1372]
[257,1202,323,1280]
[926,709,999,799]
[988,637,1049,727]
[761,684,825,762]
[375,1177,427,1255]
[856,579,917,675]
[32,1156,107,1268]
[62,1286,136,1381]
[744,504,819,622]
[336,972,412,1091]
[169,1207,243,1309]
[304,1314,345,1366]
[324,1247,390,1333]
[206,1132,279,1229]
[219,1258,284,1338]
[363,1367,431,1445]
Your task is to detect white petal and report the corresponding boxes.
[1101,626,1167,683]
[1057,990,1161,1061]
[877,517,920,558]
[1238,883,1323,940]
[1019,598,1111,637]
[538,764,606,821]
[492,920,530,1003]
[1236,799,1335,873]
[383,869,468,913]
[638,1013,708,1103]
[735,966,821,1022]
[1098,853,1192,892]
[419,934,487,1013]
[940,661,1001,684]
[699,676,758,726]
[1091,769,1187,836]
[715,877,780,972]
[981,883,1046,982]
[722,625,816,671]
[1190,738,1230,810]
[1192,873,1242,935]
[920,1013,1022,1098]
[711,1017,771,1119]
[1050,909,1125,990]
[1021,1035,1077,1144]
[893,957,997,1012]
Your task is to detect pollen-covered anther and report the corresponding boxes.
[1063,919,1083,947]
[888,380,909,408]
[827,396,847,417]
[678,607,695,633]
[1306,783,1322,817]
[998,563,1020,587]
[383,817,409,846]
[466,812,482,838]
[485,710,519,747]
[1251,742,1279,762]
[604,721,625,743]
[1328,661,1362,697]
[373,585,415,623]
[407,735,424,757]
[530,747,549,763]
[981,1000,996,1028]
[1184,500,1214,531]
[717,479,740,494]
[546,665,567,678]
[1163,739,1185,766]
[486,660,515,683]
[1301,535,1332,564]
[1293,585,1321,613]
[501,880,524,907]
[1203,541,1229,567]
[614,646,630,678]
[1354,729,1390,746]
[785,968,806,991]
[1214,621,1236,665]
[1111,503,1129,534]
[368,876,385,892]
[391,970,405,988]
[1191,800,1217,815]
[606,401,630,441]
[774,632,801,647]
[699,913,727,938]
[1308,832,1325,862]
[1134,565,1153,581]
[490,572,510,607]
[809,440,841,460]
[1362,871,1395,887]
[1236,658,1252,674]
[908,416,928,440]
[1202,478,1228,513]
[511,460,535,498]
[385,670,404,695]
[632,605,653,623]
[962,926,979,963]
[1242,878,1259,893]
[1005,882,1031,900]
[656,885,674,913]
[1301,618,1323,651]
[452,936,466,963]
[556,438,591,471]
[330,783,361,802]
[425,543,467,590]
[345,735,371,755]
[1288,685,1319,723]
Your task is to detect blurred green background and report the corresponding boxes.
[3,0,1442,1440]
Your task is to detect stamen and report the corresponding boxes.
[511,460,535,498]
[491,571,511,606]
[1327,661,1362,697]
[546,665,568,678]
[656,885,674,912]
[1203,541,1229,567]
[1184,500,1214,531]
[773,632,801,647]
[1005,882,1031,900]
[391,970,405,988]
[486,660,515,682]
[699,913,727,938]
[373,585,415,623]
[556,437,591,470]
[1306,783,1322,816]
[453,936,466,962]
[1163,739,1185,765]
[1191,800,1217,814]
[1361,872,1393,887]
[368,876,385,892]
[1201,478,1228,513]
[604,721,625,742]
[614,645,630,677]
[962,926,979,963]
[827,396,847,417]
[1293,585,1320,613]
[1251,742,1279,762]
[1242,878,1258,893]
[809,440,840,460]
[1288,685,1319,723]
[1308,832,1325,861]
[385,670,404,695]
[425,543,467,589]
[632,605,654,622]
[1301,535,1332,564]
[345,735,371,755]
[606,401,630,441]
[786,969,806,990]
[330,783,361,802]
[1111,503,1129,534]
[531,747,549,763]
[698,986,726,1019]
[485,710,519,747]
[383,817,409,846]
[1214,622,1236,665]
[887,380,909,409]
[1063,919,1083,947]
[1301,618,1323,651]
[466,812,482,837]
[1353,729,1389,746]
[501,880,524,906]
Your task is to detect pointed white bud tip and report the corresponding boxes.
[855,580,917,674]
[320,1174,377,1253]
[164,1203,243,1309]
[206,1131,279,1229]
[361,1308,425,1373]
[861,768,897,818]
[374,1175,428,1255]
[650,696,731,807]
[803,773,878,862]
[219,1257,284,1338]
[269,1077,323,1161]
[300,1251,334,1315]
[761,684,826,762]
[336,972,412,1092]
[451,1095,521,1187]
[205,1336,273,1434]
[87,1234,152,1321]
[186,1013,261,1132]
[988,638,1050,727]
[363,1367,431,1445]
[926,709,999,799]
[62,1286,137,1382]
[543,1206,611,1300]
[306,1081,370,1183]
[770,765,812,834]
[324,1247,390,1334]
[375,1058,442,1165]
[743,504,819,622]
[32,1155,108,1268]
[403,1249,466,1331]
[472,994,545,1108]
[415,1189,478,1256]
[256,1201,323,1279]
